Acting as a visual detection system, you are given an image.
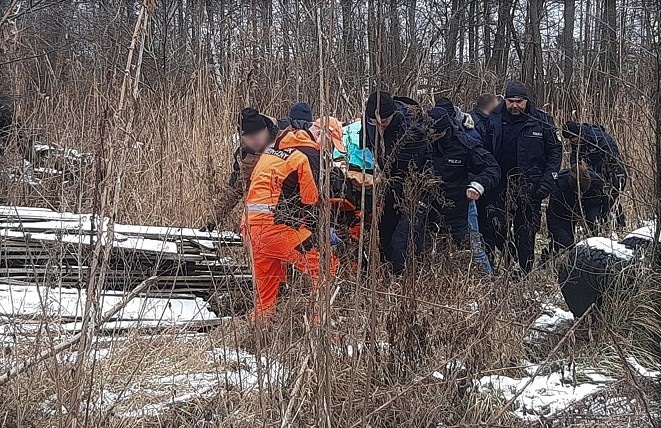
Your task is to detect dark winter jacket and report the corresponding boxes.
[484,101,562,201]
[422,106,501,242]
[361,100,431,177]
[569,123,627,191]
[469,108,489,142]
[546,169,606,250]
[430,120,500,202]
[277,117,313,131]
[212,146,262,219]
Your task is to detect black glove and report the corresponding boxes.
[295,236,316,254]
[199,222,216,232]
[533,180,553,202]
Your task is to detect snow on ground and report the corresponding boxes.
[478,365,616,420]
[40,344,288,418]
[432,359,467,380]
[578,237,634,261]
[484,301,660,421]
[624,225,657,243]
[626,356,661,378]
[112,347,288,418]
[531,303,575,333]
[0,282,218,325]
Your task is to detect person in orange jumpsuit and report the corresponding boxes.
[242,117,344,320]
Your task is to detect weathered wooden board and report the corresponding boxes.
[0,205,254,321]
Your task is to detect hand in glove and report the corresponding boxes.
[330,228,342,246]
[295,236,316,254]
[533,180,553,201]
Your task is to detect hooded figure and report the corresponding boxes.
[544,163,607,260]
[424,99,500,250]
[278,102,314,130]
[563,121,627,227]
[289,102,313,122]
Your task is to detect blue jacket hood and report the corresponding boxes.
[289,102,313,122]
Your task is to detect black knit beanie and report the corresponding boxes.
[504,81,529,99]
[366,91,396,119]
[239,107,268,136]
[434,97,455,117]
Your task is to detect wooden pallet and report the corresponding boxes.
[0,205,253,320]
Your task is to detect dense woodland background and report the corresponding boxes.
[0,0,660,224]
[0,2,660,428]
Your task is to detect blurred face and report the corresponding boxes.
[368,114,394,133]
[484,99,499,115]
[241,128,272,153]
[505,97,527,115]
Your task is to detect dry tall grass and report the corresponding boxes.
[0,17,659,428]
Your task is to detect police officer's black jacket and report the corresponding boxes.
[569,123,627,190]
[428,107,501,204]
[361,100,431,177]
[548,170,606,221]
[547,169,606,248]
[484,101,562,199]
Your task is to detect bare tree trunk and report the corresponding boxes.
[652,0,661,263]
[483,0,492,64]
[445,0,461,66]
[521,0,545,101]
[599,0,619,102]
[468,0,477,63]
[563,0,575,84]
[388,0,402,84]
[458,6,466,65]
[489,0,513,81]
[600,0,618,76]
[583,0,592,68]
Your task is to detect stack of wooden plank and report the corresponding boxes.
[0,205,252,298]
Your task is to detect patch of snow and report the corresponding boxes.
[478,367,616,420]
[0,229,180,254]
[119,372,220,418]
[432,359,467,380]
[0,283,217,324]
[532,304,574,333]
[626,356,661,378]
[7,172,42,186]
[524,303,574,344]
[33,144,54,153]
[56,347,111,364]
[577,237,634,261]
[344,340,390,358]
[624,225,657,243]
[33,167,62,175]
[41,346,289,419]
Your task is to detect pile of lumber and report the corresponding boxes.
[0,206,253,322]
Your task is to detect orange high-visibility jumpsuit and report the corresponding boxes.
[242,129,339,319]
